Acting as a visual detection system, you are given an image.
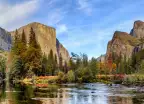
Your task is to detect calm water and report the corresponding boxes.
[0,83,144,104]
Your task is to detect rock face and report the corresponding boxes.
[10,22,70,62]
[0,27,12,51]
[97,54,106,62]
[56,39,70,63]
[130,20,144,38]
[106,31,139,59]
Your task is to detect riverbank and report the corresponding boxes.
[19,74,144,89]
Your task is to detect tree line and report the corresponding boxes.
[10,28,67,80]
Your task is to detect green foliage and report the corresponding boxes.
[124,74,144,85]
[75,66,93,82]
[10,28,43,79]
[25,27,42,76]
[138,60,144,74]
[57,71,66,83]
[89,57,98,77]
[67,70,75,82]
[42,53,48,75]
[25,46,42,75]
[0,56,6,78]
[10,57,23,80]
[47,49,54,75]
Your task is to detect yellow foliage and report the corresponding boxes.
[112,63,117,70]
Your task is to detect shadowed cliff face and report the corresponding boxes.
[106,31,139,59]
[56,39,70,63]
[0,28,12,51]
[10,22,70,62]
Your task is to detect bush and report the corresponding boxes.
[67,70,75,83]
[76,66,93,82]
[57,71,67,83]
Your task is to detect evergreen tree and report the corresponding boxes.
[48,49,55,75]
[42,53,48,75]
[22,29,27,45]
[81,53,88,67]
[25,27,42,76]
[89,57,98,77]
[12,29,21,55]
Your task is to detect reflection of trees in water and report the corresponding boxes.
[108,96,133,104]
[0,83,42,104]
[0,83,144,104]
[0,82,6,102]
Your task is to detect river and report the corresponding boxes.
[0,83,144,104]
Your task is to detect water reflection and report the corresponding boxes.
[0,83,143,104]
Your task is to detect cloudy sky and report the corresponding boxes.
[0,0,144,58]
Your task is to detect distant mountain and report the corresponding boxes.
[106,20,144,61]
[97,54,106,62]
[130,20,144,38]
[0,27,12,51]
[10,22,70,63]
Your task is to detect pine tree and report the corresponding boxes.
[89,57,98,77]
[48,49,55,75]
[22,30,27,45]
[25,28,42,76]
[12,29,21,55]
[42,53,48,76]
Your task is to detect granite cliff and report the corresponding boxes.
[10,22,70,63]
[0,27,12,51]
[106,31,139,59]
[130,20,144,38]
[105,20,144,60]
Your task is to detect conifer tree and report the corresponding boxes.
[42,53,48,75]
[48,49,54,75]
[20,30,27,56]
[25,27,42,76]
[22,30,27,45]
[12,29,21,55]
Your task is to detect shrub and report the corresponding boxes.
[57,71,66,83]
[67,70,75,83]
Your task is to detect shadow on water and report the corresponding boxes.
[0,82,144,104]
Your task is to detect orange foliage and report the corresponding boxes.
[36,84,48,88]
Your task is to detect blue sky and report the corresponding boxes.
[0,0,144,58]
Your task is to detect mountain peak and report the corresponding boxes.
[134,20,144,29]
[22,22,56,30]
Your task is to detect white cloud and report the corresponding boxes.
[47,9,67,26]
[77,0,93,15]
[0,0,39,30]
[56,24,68,35]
